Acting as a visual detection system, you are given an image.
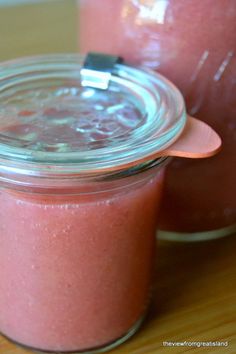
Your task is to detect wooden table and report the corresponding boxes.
[0,1,235,353]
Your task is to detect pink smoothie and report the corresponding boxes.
[0,169,164,352]
[79,0,236,233]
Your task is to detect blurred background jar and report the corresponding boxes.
[79,0,236,240]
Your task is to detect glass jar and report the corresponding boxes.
[0,162,166,353]
[79,0,236,240]
[0,54,219,353]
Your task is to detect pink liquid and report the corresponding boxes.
[79,0,236,233]
[0,169,164,352]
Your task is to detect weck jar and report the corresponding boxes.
[0,53,220,353]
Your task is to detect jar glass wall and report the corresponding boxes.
[0,159,166,353]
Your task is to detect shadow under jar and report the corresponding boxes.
[79,0,236,240]
[0,54,219,353]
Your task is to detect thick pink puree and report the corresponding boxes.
[0,170,164,351]
[79,0,236,232]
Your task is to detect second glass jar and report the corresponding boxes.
[79,0,236,239]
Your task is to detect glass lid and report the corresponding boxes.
[0,54,186,176]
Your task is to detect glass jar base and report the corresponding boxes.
[1,314,145,354]
[157,223,236,242]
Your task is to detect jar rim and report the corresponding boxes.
[0,54,186,179]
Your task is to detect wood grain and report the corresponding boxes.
[0,1,235,353]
